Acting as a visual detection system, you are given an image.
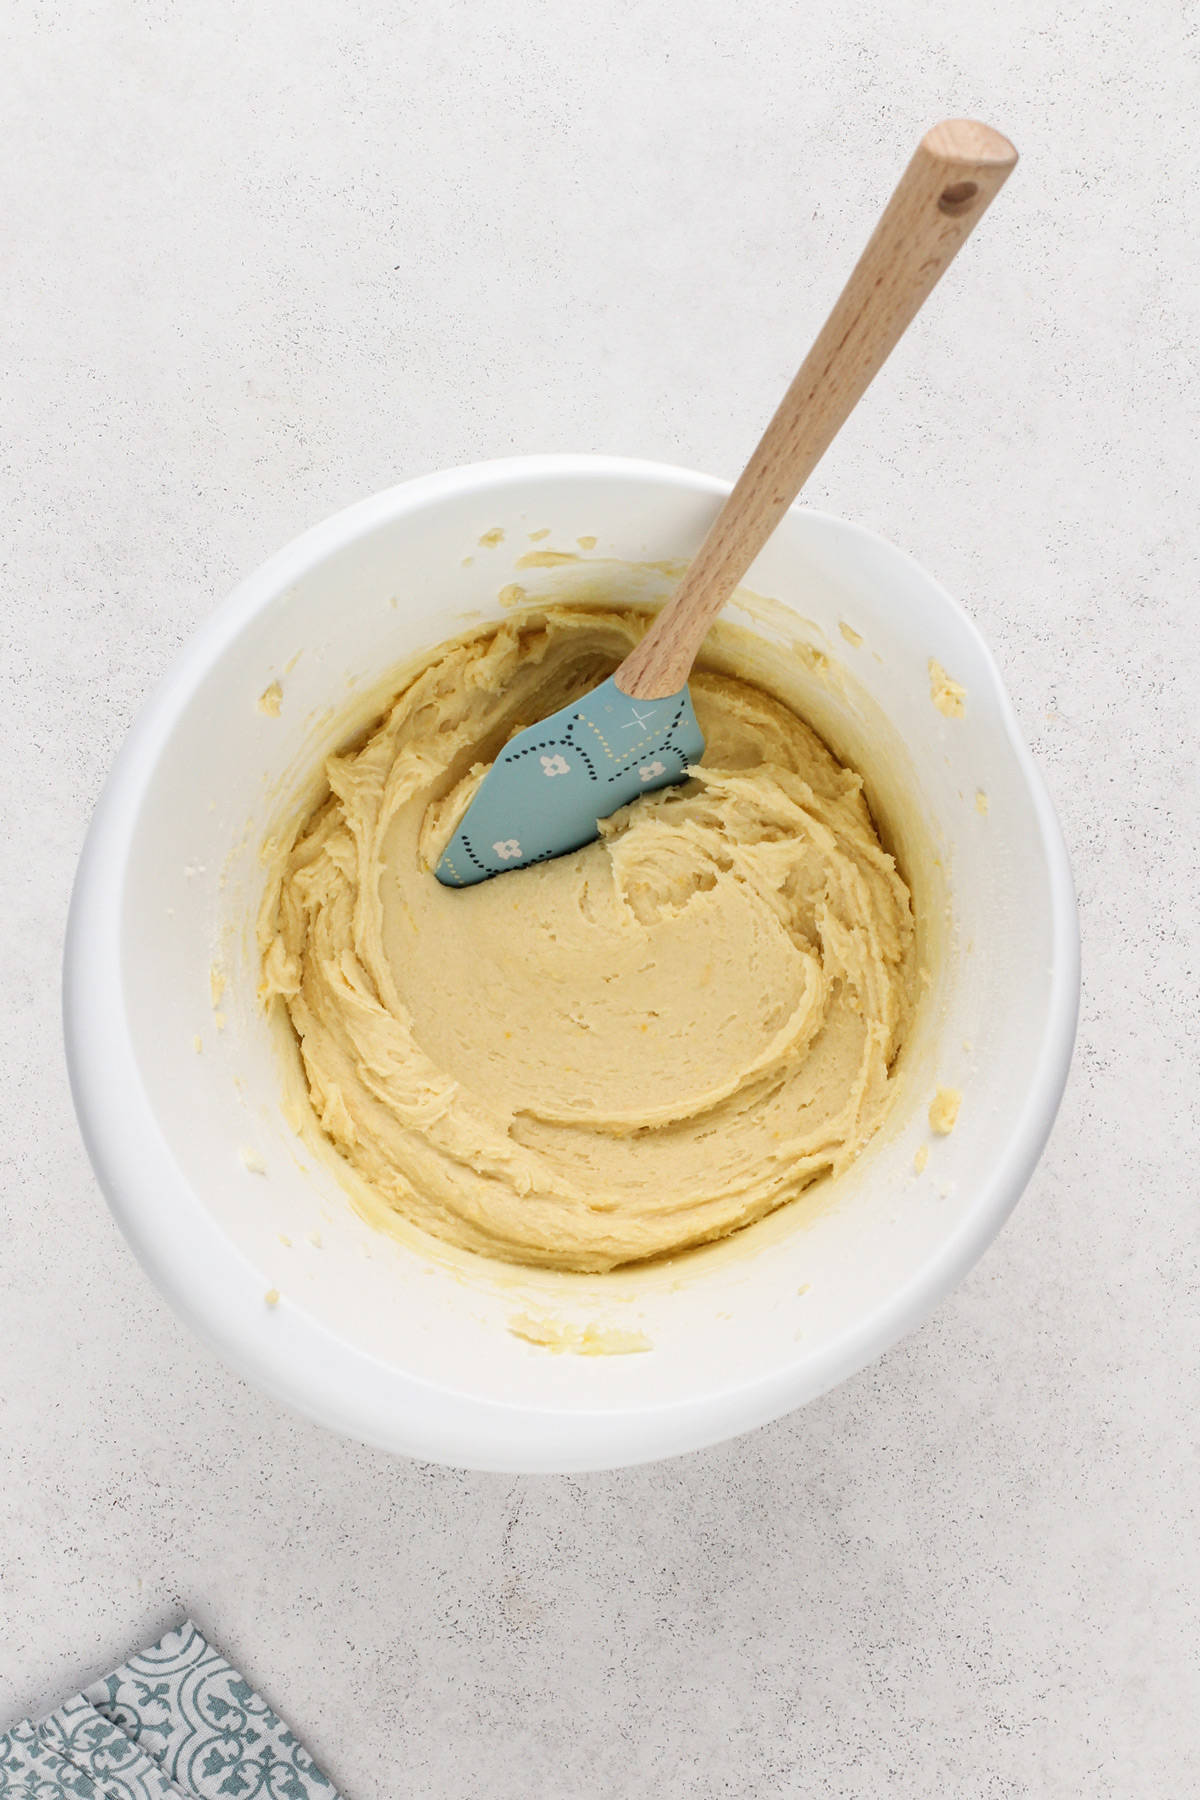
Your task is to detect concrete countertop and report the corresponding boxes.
[2,2,1195,1794]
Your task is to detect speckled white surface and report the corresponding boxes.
[3,2,1197,1793]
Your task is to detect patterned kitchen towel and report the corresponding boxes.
[0,1619,342,1799]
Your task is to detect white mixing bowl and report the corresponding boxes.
[64,457,1078,1472]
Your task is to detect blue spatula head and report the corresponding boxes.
[434,676,705,887]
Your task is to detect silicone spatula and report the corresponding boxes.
[435,119,1017,888]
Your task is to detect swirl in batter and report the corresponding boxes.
[260,607,917,1272]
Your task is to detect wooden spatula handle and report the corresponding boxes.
[615,119,1018,699]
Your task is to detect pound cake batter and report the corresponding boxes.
[259,607,917,1272]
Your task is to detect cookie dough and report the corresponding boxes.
[929,1087,962,1134]
[260,607,917,1273]
[929,658,966,718]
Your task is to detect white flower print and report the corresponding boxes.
[638,760,666,782]
[492,839,522,860]
[540,754,570,776]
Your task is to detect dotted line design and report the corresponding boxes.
[564,723,598,781]
[504,735,565,760]
[601,702,691,784]
[502,729,599,783]
[585,719,666,762]
[456,833,487,875]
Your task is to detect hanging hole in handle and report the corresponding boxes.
[939,180,979,215]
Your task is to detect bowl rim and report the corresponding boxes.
[62,454,1080,1472]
